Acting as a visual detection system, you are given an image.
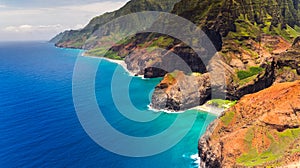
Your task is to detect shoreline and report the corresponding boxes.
[147,105,186,114]
[191,104,224,116]
[81,53,145,78]
[148,103,225,116]
[82,53,225,116]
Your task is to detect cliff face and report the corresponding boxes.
[110,0,299,71]
[120,35,208,77]
[52,0,300,111]
[228,59,277,99]
[275,37,300,77]
[146,0,300,111]
[199,80,300,167]
[151,71,211,111]
[152,41,300,110]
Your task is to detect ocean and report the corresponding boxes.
[0,42,216,168]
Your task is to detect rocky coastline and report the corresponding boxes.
[51,0,300,167]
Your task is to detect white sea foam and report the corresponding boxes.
[84,53,224,117]
[84,54,136,76]
[190,153,201,168]
[147,103,224,115]
[147,104,186,114]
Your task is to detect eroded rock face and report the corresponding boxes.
[122,43,208,78]
[276,38,300,75]
[229,59,277,99]
[199,81,300,167]
[149,37,300,111]
[292,36,300,48]
[151,71,211,111]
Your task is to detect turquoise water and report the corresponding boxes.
[0,42,216,167]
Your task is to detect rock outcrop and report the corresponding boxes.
[121,41,208,77]
[228,59,277,99]
[150,46,299,111]
[199,80,300,167]
[151,71,211,111]
[274,37,300,83]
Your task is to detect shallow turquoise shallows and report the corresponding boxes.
[0,42,216,168]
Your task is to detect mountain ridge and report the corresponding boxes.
[50,0,181,48]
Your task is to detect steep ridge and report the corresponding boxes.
[51,0,180,48]
[146,0,300,110]
[125,0,300,73]
[199,80,300,167]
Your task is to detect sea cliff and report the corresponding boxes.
[199,80,300,167]
[51,0,300,167]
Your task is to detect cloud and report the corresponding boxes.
[3,24,87,34]
[60,1,126,13]
[0,5,6,8]
[0,0,126,8]
[61,1,124,13]
[3,24,64,32]
[0,1,128,41]
[0,24,84,41]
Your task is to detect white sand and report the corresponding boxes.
[191,104,225,116]
[82,54,136,76]
[148,103,225,116]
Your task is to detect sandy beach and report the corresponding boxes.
[191,104,225,116]
[81,53,136,76]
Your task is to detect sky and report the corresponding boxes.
[0,0,129,41]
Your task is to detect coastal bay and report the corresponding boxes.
[0,42,216,167]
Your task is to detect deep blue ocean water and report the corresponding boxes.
[0,42,216,168]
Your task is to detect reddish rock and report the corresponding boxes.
[199,81,300,167]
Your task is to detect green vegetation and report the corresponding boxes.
[169,70,180,78]
[146,47,158,53]
[105,51,123,60]
[277,128,300,139]
[86,48,107,56]
[238,74,259,86]
[116,36,132,45]
[244,127,255,149]
[220,111,235,126]
[237,149,280,167]
[227,15,260,40]
[237,66,264,80]
[276,66,298,82]
[71,41,85,48]
[149,36,174,48]
[241,45,260,58]
[128,35,175,53]
[237,128,300,167]
[165,73,176,84]
[295,26,300,32]
[207,99,237,109]
[272,24,300,41]
[86,48,123,60]
[191,72,202,77]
